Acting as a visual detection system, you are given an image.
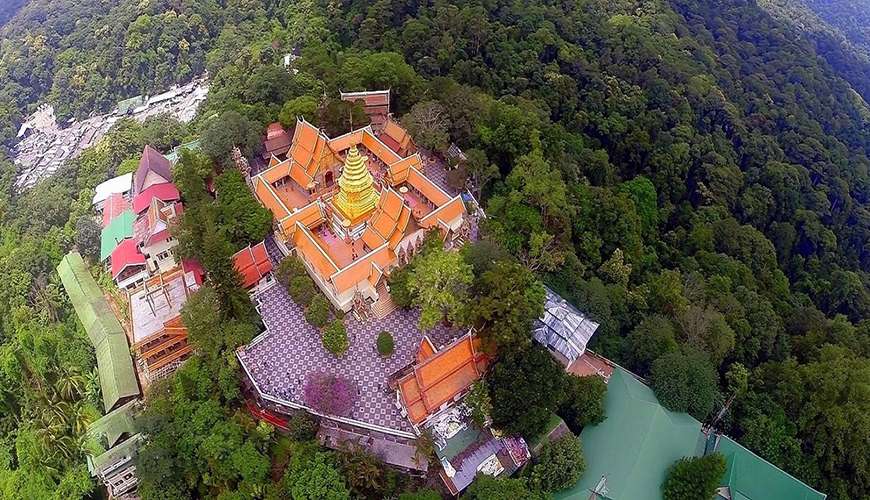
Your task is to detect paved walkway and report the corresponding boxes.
[239,283,461,433]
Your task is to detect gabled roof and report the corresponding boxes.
[102,193,130,228]
[100,210,135,261]
[110,238,146,278]
[714,436,826,500]
[134,199,182,248]
[134,145,172,194]
[340,89,390,107]
[382,117,414,154]
[85,399,138,453]
[288,118,339,179]
[132,182,180,214]
[533,287,600,365]
[92,173,133,206]
[57,252,139,411]
[555,367,703,500]
[398,334,489,424]
[233,241,274,288]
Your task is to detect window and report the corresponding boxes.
[157,250,172,261]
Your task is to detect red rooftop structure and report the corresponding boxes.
[102,193,131,228]
[232,241,273,289]
[134,145,172,195]
[262,122,292,160]
[132,182,180,214]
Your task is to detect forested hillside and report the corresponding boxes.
[0,0,867,499]
[0,0,280,147]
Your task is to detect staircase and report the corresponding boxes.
[371,282,399,319]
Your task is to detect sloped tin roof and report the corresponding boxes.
[533,287,600,364]
[556,367,703,500]
[57,252,139,411]
[100,209,135,261]
[716,436,826,500]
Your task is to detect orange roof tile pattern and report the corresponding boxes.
[288,119,340,180]
[398,334,489,424]
[233,241,274,289]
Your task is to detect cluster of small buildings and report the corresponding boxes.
[13,76,208,192]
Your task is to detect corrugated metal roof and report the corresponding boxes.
[100,209,135,261]
[532,287,599,364]
[57,252,139,411]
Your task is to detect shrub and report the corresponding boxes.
[662,453,726,500]
[277,257,307,286]
[322,320,349,356]
[305,295,331,328]
[376,331,394,356]
[302,371,357,416]
[286,412,319,441]
[529,435,585,493]
[289,275,317,307]
[465,381,492,427]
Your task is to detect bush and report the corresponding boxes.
[558,375,607,433]
[662,453,726,500]
[277,257,307,286]
[376,331,394,356]
[286,412,319,441]
[289,275,317,307]
[529,435,585,493]
[305,295,331,328]
[322,320,349,356]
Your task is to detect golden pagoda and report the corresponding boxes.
[332,145,380,224]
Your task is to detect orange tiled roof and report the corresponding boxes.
[253,177,291,220]
[382,118,414,154]
[360,189,412,250]
[233,241,274,289]
[293,223,339,279]
[328,129,366,153]
[417,336,436,363]
[278,202,324,236]
[330,245,393,294]
[407,167,450,205]
[420,196,465,229]
[387,154,422,185]
[289,118,340,178]
[399,334,489,424]
[361,129,402,163]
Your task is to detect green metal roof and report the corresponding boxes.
[716,436,826,500]
[57,252,139,411]
[100,209,135,261]
[555,367,703,500]
[86,399,138,454]
[164,139,202,164]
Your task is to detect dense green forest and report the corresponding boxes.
[0,0,868,498]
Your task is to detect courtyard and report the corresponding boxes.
[237,282,463,435]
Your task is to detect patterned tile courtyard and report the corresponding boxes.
[238,283,463,434]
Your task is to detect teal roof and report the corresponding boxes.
[165,139,202,164]
[100,209,135,261]
[716,436,826,500]
[555,367,703,500]
[57,252,139,411]
[86,400,138,453]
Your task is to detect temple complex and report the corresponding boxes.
[252,116,468,313]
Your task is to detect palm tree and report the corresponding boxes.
[55,368,86,401]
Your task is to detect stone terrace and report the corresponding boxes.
[238,283,462,435]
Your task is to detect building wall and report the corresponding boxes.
[142,238,178,274]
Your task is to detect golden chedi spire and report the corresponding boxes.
[332,145,380,223]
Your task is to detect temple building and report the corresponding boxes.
[340,90,390,131]
[252,116,468,313]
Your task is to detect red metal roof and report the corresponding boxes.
[132,182,180,213]
[233,241,273,288]
[102,193,130,228]
[110,238,146,278]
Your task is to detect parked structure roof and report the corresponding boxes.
[533,286,600,365]
[92,172,133,206]
[556,367,703,500]
[56,252,139,411]
[714,435,826,500]
[100,209,135,261]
